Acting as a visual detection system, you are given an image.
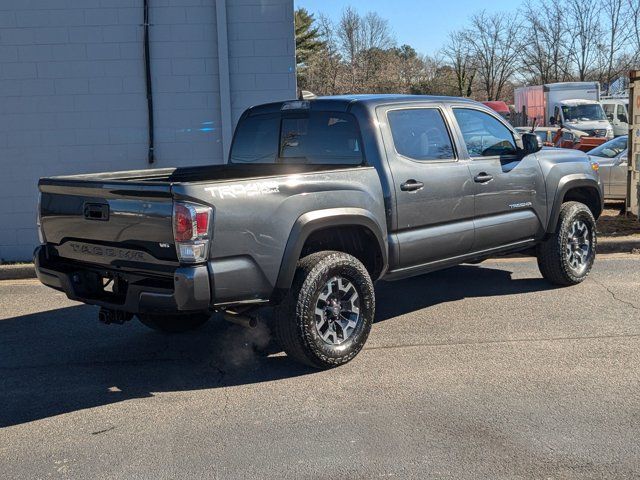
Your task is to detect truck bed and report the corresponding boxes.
[38,163,375,278]
[42,163,361,186]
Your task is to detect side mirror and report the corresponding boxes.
[549,116,556,125]
[615,152,628,166]
[521,132,542,154]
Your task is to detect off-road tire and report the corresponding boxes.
[537,201,597,286]
[138,312,210,333]
[274,251,375,369]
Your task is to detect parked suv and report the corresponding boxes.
[35,95,603,368]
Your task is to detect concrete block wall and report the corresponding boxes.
[0,0,296,261]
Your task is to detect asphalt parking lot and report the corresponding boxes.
[1,254,639,479]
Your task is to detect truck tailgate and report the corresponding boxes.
[39,178,178,270]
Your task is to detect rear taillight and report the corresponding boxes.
[172,201,212,263]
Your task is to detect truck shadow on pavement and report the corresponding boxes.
[0,264,551,428]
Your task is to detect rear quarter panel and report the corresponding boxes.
[172,166,386,303]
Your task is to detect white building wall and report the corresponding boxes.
[0,0,296,261]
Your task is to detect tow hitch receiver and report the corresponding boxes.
[98,308,133,325]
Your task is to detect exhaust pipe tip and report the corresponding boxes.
[223,311,258,329]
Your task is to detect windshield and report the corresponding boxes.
[588,136,627,158]
[561,104,606,122]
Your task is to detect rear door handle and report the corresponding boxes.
[474,173,494,183]
[400,179,424,192]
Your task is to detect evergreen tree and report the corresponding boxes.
[295,8,324,67]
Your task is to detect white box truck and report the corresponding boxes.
[514,82,613,140]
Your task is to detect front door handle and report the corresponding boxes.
[474,172,494,183]
[400,179,424,191]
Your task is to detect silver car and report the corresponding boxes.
[588,135,628,200]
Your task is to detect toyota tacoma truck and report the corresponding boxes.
[35,95,603,368]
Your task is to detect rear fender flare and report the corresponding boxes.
[274,208,388,291]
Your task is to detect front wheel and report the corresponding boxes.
[536,201,597,286]
[138,312,210,333]
[274,251,375,369]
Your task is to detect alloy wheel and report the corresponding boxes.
[314,276,361,345]
[565,219,591,274]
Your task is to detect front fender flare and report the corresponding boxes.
[274,208,388,291]
[546,175,603,233]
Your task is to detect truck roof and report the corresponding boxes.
[244,94,481,116]
[514,81,600,93]
[543,81,599,90]
[559,99,599,106]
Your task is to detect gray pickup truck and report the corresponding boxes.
[35,95,603,368]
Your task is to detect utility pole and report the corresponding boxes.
[628,70,640,218]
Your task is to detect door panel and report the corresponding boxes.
[597,156,618,197]
[589,136,628,198]
[378,105,475,269]
[450,107,545,251]
[467,156,545,250]
[392,160,475,267]
[610,151,628,198]
[613,105,629,137]
[598,160,613,196]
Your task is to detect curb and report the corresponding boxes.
[1,237,639,282]
[597,237,640,254]
[0,264,36,281]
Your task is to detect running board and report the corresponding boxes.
[383,239,536,281]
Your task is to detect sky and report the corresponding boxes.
[294,0,525,56]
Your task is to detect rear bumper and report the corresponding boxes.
[34,246,211,314]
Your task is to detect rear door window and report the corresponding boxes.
[386,108,455,161]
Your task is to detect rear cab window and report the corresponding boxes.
[230,110,363,165]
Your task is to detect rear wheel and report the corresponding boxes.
[275,251,375,369]
[138,312,210,333]
[537,201,596,286]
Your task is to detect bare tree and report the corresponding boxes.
[337,7,361,92]
[336,8,394,92]
[519,0,571,84]
[627,0,640,62]
[360,12,394,88]
[565,0,602,81]
[442,31,476,97]
[361,12,394,52]
[596,0,633,92]
[464,11,520,100]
